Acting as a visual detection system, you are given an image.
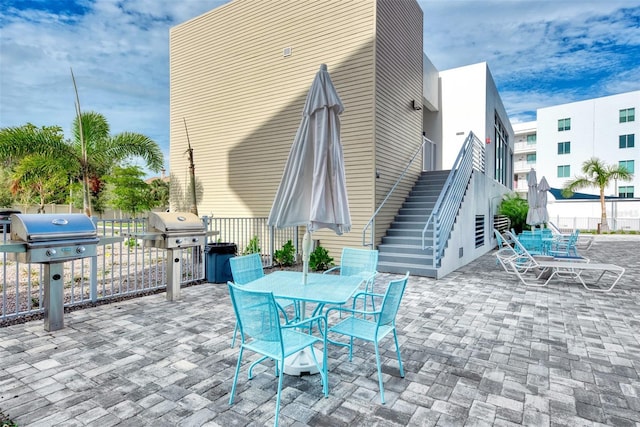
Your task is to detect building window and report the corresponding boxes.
[557,141,571,155]
[494,112,511,187]
[620,108,635,123]
[526,153,536,163]
[558,118,571,131]
[619,134,635,148]
[527,134,537,145]
[619,186,634,198]
[557,165,570,178]
[619,160,635,174]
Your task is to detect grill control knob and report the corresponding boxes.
[192,237,199,243]
[175,238,184,244]
[76,246,86,254]
[46,249,57,257]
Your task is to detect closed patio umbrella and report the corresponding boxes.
[526,168,541,227]
[268,64,351,285]
[537,176,550,225]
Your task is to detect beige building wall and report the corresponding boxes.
[372,0,424,245]
[170,0,423,260]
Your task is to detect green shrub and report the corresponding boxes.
[243,235,260,255]
[498,193,529,234]
[273,240,296,267]
[309,245,334,271]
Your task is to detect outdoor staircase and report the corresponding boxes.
[377,170,452,278]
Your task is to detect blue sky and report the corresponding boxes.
[1,0,639,175]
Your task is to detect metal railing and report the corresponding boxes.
[205,216,298,267]
[1,217,297,324]
[362,136,436,248]
[422,132,485,267]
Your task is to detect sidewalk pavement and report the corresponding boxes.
[1,235,639,426]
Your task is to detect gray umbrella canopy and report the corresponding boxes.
[526,168,541,226]
[267,64,351,283]
[537,176,550,225]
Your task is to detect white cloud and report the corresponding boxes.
[0,0,229,174]
[419,0,640,118]
[1,0,639,175]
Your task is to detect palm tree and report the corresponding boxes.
[0,113,164,216]
[563,157,634,233]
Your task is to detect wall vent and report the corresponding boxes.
[475,215,485,248]
[283,47,292,57]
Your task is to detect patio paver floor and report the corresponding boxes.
[1,235,639,426]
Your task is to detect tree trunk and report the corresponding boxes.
[599,188,609,233]
[83,171,92,217]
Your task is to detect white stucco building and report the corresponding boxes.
[513,90,640,230]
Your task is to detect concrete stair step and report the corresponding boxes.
[391,217,429,227]
[378,243,434,256]
[404,196,437,204]
[409,189,441,197]
[381,235,433,245]
[403,201,435,209]
[377,260,437,278]
[398,208,433,216]
[385,228,429,238]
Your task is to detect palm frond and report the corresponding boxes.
[0,124,69,162]
[108,132,164,172]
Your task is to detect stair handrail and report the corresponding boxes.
[362,136,435,248]
[421,132,484,268]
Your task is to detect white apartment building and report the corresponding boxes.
[513,90,640,228]
[512,121,538,197]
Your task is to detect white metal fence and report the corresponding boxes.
[1,217,297,324]
[552,216,640,233]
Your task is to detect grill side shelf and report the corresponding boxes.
[0,242,27,253]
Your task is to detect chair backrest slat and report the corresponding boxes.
[230,253,264,285]
[378,273,409,326]
[228,283,282,343]
[340,248,378,277]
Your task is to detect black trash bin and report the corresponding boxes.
[205,243,237,283]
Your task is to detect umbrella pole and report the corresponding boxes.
[302,230,312,285]
[283,228,323,375]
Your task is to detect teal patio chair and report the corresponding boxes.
[227,283,327,427]
[324,272,409,404]
[322,247,378,316]
[229,253,298,347]
[548,230,581,258]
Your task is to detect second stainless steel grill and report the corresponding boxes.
[145,212,206,249]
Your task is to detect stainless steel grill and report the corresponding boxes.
[144,212,206,249]
[9,213,99,331]
[10,213,98,263]
[138,212,209,302]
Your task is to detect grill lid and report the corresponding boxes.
[10,214,97,243]
[147,212,205,234]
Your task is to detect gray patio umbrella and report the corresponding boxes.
[526,168,541,227]
[268,64,351,285]
[537,176,550,225]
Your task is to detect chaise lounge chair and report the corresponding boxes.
[502,231,625,292]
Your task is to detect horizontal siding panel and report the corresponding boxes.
[373,0,424,244]
[170,0,377,248]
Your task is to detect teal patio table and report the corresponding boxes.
[243,270,363,375]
